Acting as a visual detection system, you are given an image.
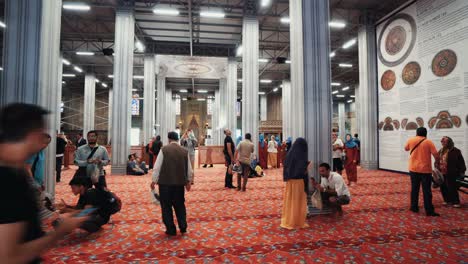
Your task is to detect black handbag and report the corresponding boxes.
[73,147,99,178]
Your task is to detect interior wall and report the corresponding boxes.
[267,94,282,120]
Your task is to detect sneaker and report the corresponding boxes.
[453,204,461,208]
[165,230,177,236]
[410,207,419,213]
[426,212,440,217]
[209,164,213,168]
[202,164,207,168]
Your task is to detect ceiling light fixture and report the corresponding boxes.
[258,92,266,95]
[342,38,357,49]
[339,63,353,68]
[329,21,346,28]
[280,17,290,24]
[182,98,187,101]
[0,21,6,28]
[95,79,100,83]
[76,51,94,56]
[180,89,188,93]
[258,58,269,63]
[108,75,114,78]
[135,41,145,52]
[63,3,91,11]
[200,10,225,18]
[62,59,71,65]
[273,88,279,92]
[62,74,76,77]
[332,90,338,95]
[261,0,271,7]
[331,82,341,86]
[350,95,355,98]
[101,83,108,88]
[133,75,144,79]
[153,7,180,16]
[197,90,208,93]
[236,45,243,57]
[238,79,242,82]
[330,51,336,58]
[197,98,206,101]
[347,99,353,103]
[285,60,291,64]
[73,66,83,73]
[260,79,272,84]
[62,81,66,84]
[0,67,3,71]
[336,95,345,98]
[342,86,350,91]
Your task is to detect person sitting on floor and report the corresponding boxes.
[56,177,111,233]
[126,154,145,176]
[135,156,149,174]
[311,162,351,216]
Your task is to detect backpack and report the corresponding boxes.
[98,189,122,215]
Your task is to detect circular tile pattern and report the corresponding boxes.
[432,49,457,77]
[402,62,421,85]
[385,26,407,55]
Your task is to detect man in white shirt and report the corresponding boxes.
[312,163,351,215]
[151,132,193,236]
[332,132,344,175]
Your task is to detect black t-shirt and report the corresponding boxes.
[0,166,44,264]
[56,137,67,155]
[76,189,110,219]
[151,140,163,156]
[224,136,235,156]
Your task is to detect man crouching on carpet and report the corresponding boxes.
[151,131,193,236]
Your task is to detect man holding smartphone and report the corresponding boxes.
[74,130,110,189]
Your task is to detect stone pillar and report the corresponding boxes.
[111,8,134,174]
[281,81,291,139]
[358,13,378,170]
[1,0,62,198]
[242,17,259,153]
[260,95,267,121]
[143,55,156,145]
[354,85,360,136]
[338,102,346,140]
[83,74,96,137]
[350,102,357,135]
[108,89,113,144]
[155,76,167,143]
[225,60,238,133]
[213,89,221,145]
[289,0,305,139]
[302,0,332,181]
[56,55,63,132]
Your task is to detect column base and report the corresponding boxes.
[111,165,127,175]
[360,160,378,170]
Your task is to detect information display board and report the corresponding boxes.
[377,0,468,172]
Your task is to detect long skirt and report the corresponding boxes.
[280,179,309,229]
[268,152,277,168]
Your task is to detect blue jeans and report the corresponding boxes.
[409,171,435,213]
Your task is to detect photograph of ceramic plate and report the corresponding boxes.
[432,49,457,77]
[378,13,417,67]
[401,118,408,129]
[379,122,384,130]
[392,120,400,130]
[428,117,437,129]
[452,116,461,128]
[436,119,453,129]
[402,62,421,85]
[416,117,424,127]
[438,110,450,119]
[381,70,396,91]
[406,122,418,130]
[383,124,394,131]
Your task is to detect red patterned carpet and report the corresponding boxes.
[44,166,467,263]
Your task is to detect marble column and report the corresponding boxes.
[350,102,357,135]
[164,91,174,141]
[83,74,96,137]
[288,0,305,139]
[213,89,221,145]
[143,55,156,145]
[242,17,259,153]
[302,0,332,180]
[225,60,238,133]
[260,95,267,121]
[358,13,378,170]
[56,55,63,132]
[338,102,346,140]
[111,8,134,174]
[354,86,360,136]
[281,81,292,139]
[1,0,62,199]
[155,76,167,143]
[108,89,113,144]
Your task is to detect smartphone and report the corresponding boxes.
[75,208,98,217]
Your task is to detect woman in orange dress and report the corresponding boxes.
[344,134,358,186]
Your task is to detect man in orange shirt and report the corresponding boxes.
[404,127,440,216]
